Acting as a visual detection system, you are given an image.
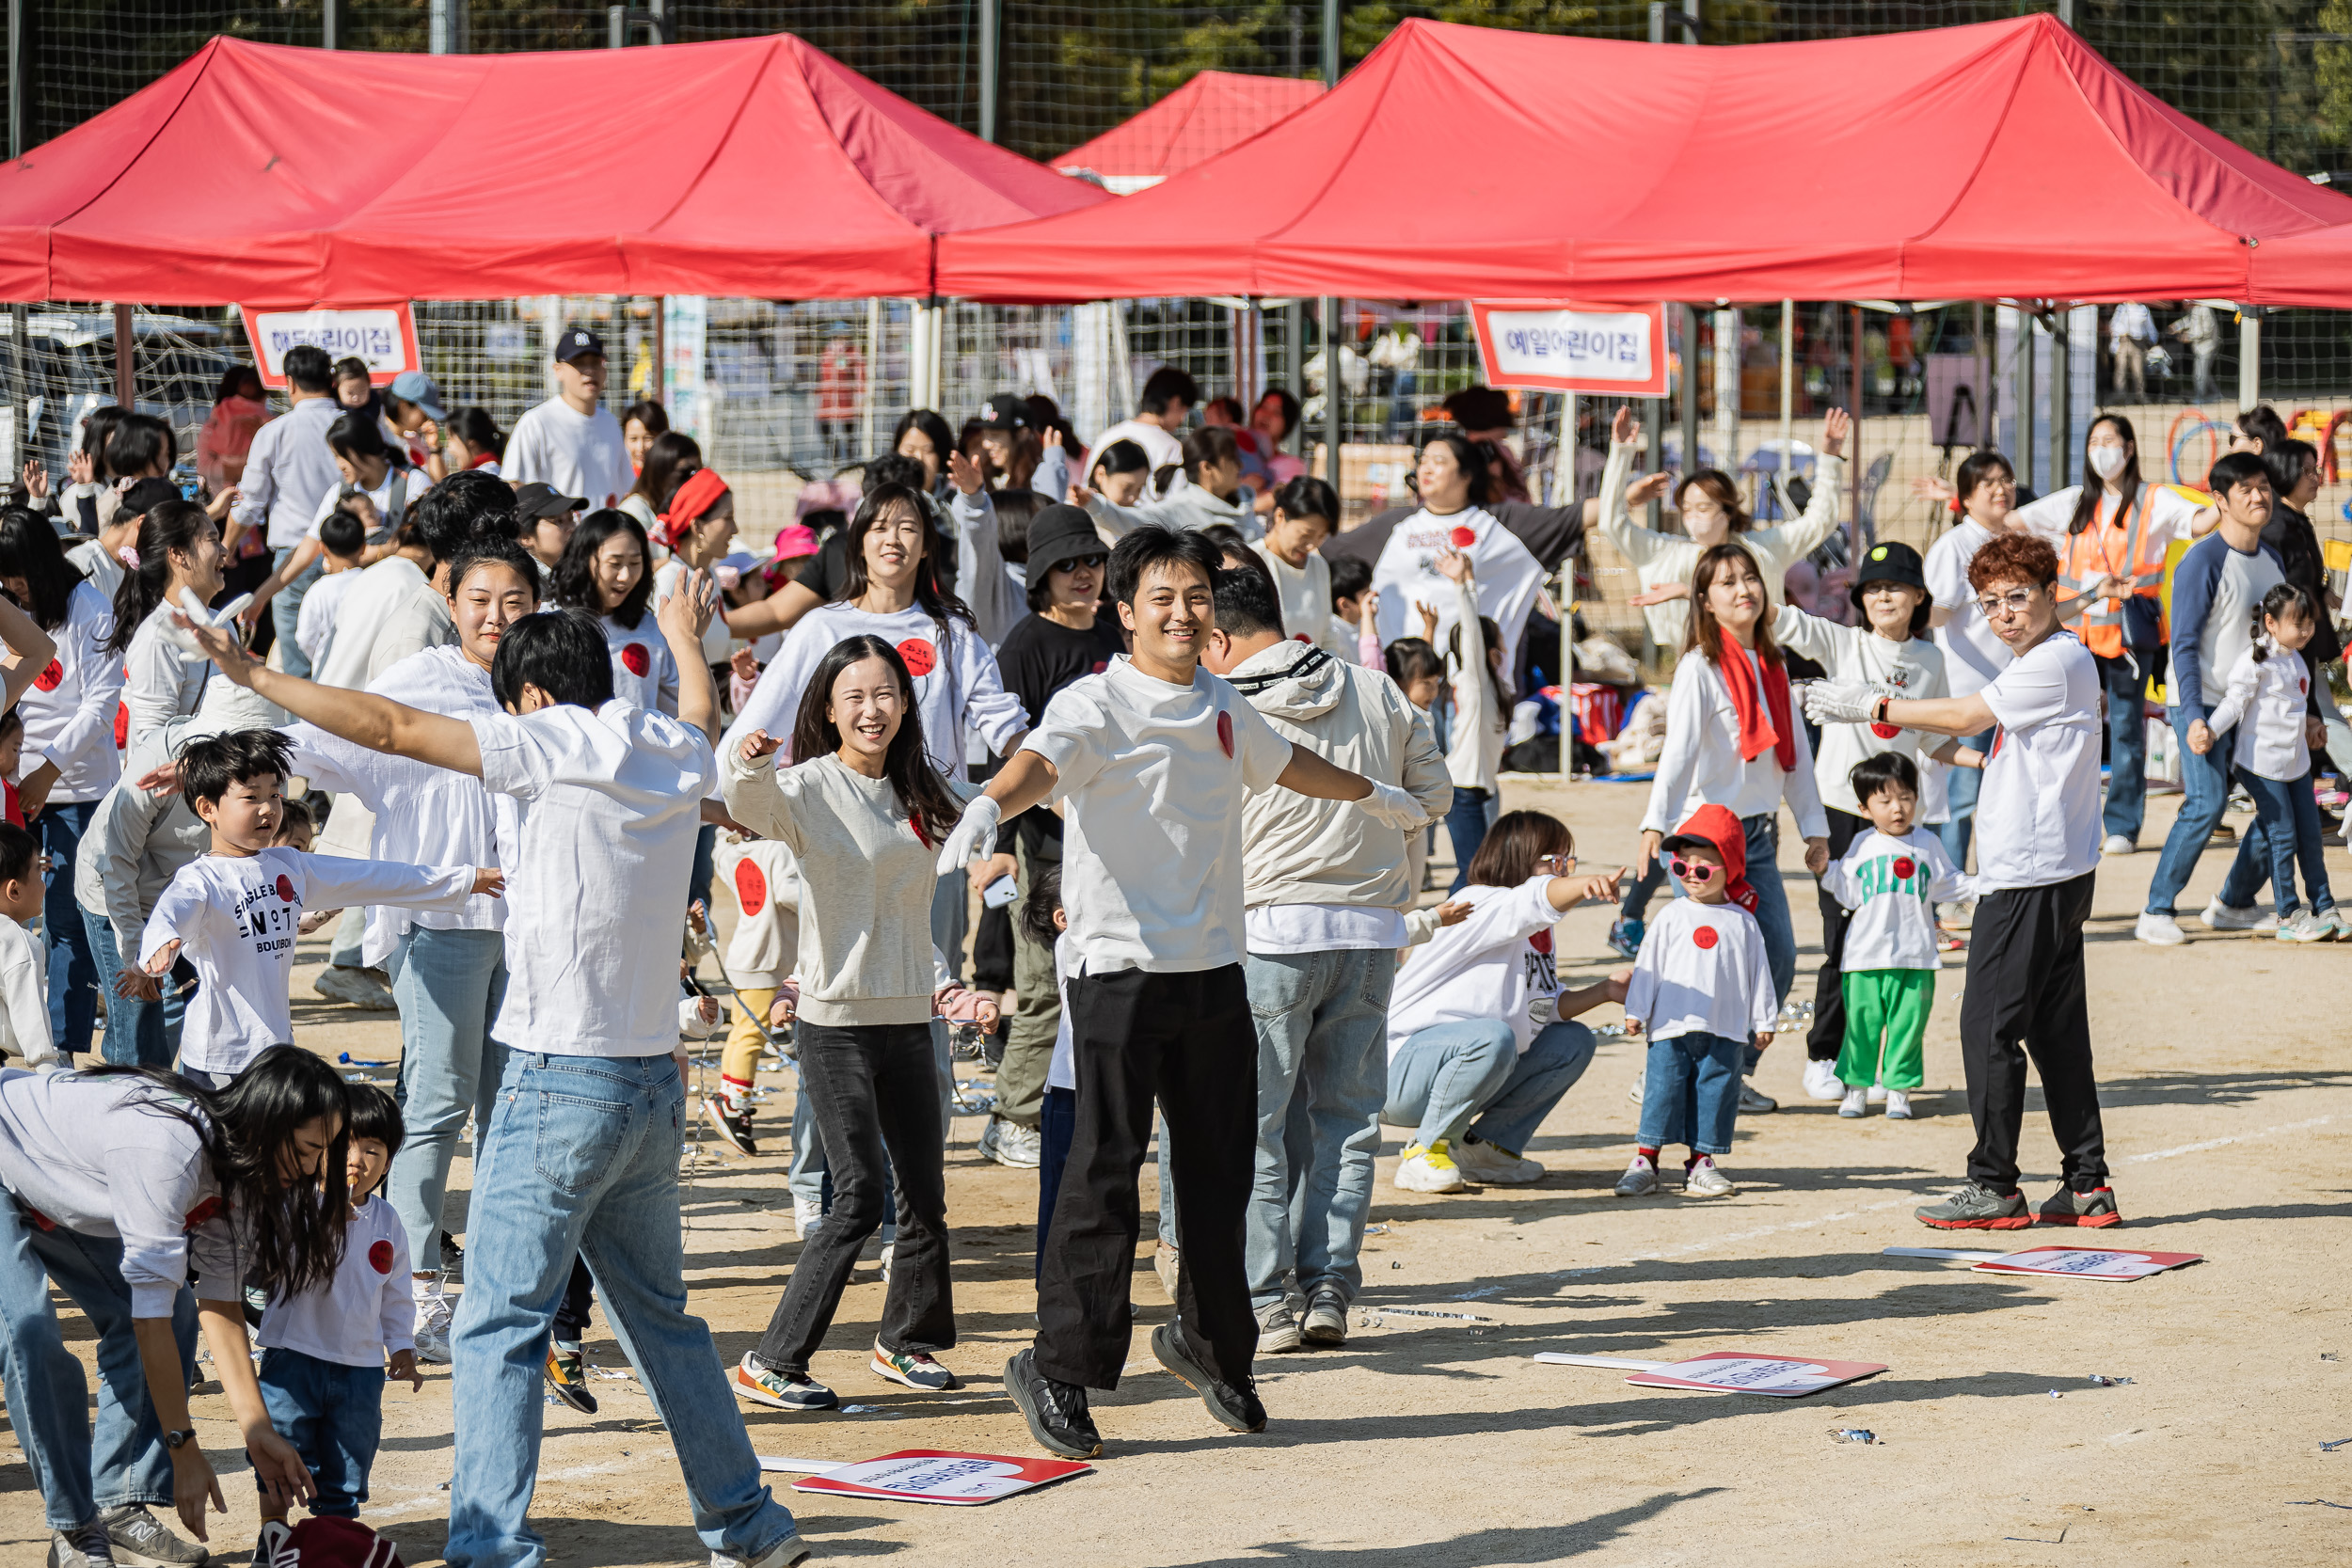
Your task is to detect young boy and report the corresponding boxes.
[273,797,317,854]
[253,1085,422,1560]
[1617,803,1778,1198]
[705,830,801,1158]
[294,506,370,674]
[0,822,57,1069]
[1817,753,1977,1119]
[131,730,501,1088]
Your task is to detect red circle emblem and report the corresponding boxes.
[898,638,937,678]
[1529,929,1553,955]
[908,814,931,848]
[1893,856,1916,879]
[32,659,62,692]
[1692,925,1719,950]
[368,1239,394,1275]
[1869,721,1900,739]
[113,702,127,749]
[733,860,768,917]
[1448,525,1477,549]
[620,642,651,678]
[1216,709,1234,758]
[275,875,296,902]
[1090,660,1108,673]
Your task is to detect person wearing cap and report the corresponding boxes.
[384,370,452,484]
[977,391,1071,502]
[650,468,740,676]
[511,482,587,581]
[504,326,635,513]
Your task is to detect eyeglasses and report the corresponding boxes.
[1668,857,1718,883]
[1974,588,2039,617]
[1536,852,1577,872]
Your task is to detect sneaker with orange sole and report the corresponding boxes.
[2035,1185,2122,1227]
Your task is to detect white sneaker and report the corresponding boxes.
[1613,1154,1660,1196]
[1627,1066,1645,1104]
[2253,911,2282,934]
[1454,1136,1545,1185]
[977,1116,1042,1169]
[312,964,395,1009]
[1866,1081,1888,1104]
[1884,1089,1913,1119]
[2135,911,2187,946]
[412,1284,454,1365]
[791,1197,822,1240]
[2199,895,2261,931]
[1682,1156,1737,1196]
[2278,911,2332,942]
[1393,1141,1467,1193]
[1801,1058,1844,1101]
[1738,1083,1777,1114]
[2100,833,2137,856]
[1838,1086,1867,1118]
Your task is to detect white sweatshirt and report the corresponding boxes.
[256,1194,414,1367]
[1641,645,1829,839]
[599,611,679,717]
[1440,573,1507,794]
[16,581,124,803]
[1770,603,1948,819]
[1387,873,1568,1058]
[1248,541,1351,662]
[1623,896,1778,1045]
[2205,637,2313,782]
[121,601,210,745]
[714,832,801,990]
[0,919,53,1067]
[1817,827,1977,972]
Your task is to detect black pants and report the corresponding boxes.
[1805,807,1870,1063]
[755,1021,952,1374]
[552,1256,594,1341]
[1038,964,1257,1391]
[1960,873,2107,1194]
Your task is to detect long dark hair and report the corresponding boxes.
[1465,809,1573,889]
[105,499,216,655]
[788,634,963,844]
[838,483,975,634]
[1685,541,1783,670]
[0,506,89,630]
[891,410,956,483]
[1448,610,1510,717]
[628,430,701,506]
[86,1047,351,1295]
[2069,414,2140,535]
[79,407,127,481]
[213,365,262,405]
[552,509,654,629]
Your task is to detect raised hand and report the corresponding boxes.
[1627,471,1673,508]
[1820,407,1852,458]
[739,728,785,764]
[1612,404,1640,446]
[947,447,986,496]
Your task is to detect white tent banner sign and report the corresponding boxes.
[238,305,419,388]
[1470,301,1669,395]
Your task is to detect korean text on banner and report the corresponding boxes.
[1470,302,1669,396]
[238,305,421,389]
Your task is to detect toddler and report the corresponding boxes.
[706,829,802,1156]
[293,506,369,673]
[1616,804,1777,1198]
[0,822,56,1068]
[253,1084,421,1559]
[1816,752,1976,1118]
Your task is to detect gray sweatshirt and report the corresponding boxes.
[75,715,217,963]
[720,747,946,1027]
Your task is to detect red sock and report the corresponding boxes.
[1684,1151,1708,1169]
[1637,1147,1661,1164]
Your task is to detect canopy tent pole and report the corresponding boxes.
[2047,307,2071,491]
[1714,305,1740,485]
[113,303,133,410]
[2012,307,2036,494]
[1322,297,1343,489]
[1779,300,1793,512]
[861,296,882,458]
[1645,395,1664,531]
[1283,300,1304,456]
[1848,304,1862,561]
[2238,307,2262,412]
[1974,301,1992,449]
[1558,390,1577,784]
[1678,304,1701,480]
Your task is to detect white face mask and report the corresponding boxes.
[2088,445,2128,482]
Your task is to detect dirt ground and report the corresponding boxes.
[5,774,2348,1567]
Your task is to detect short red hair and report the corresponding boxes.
[1967,531,2059,592]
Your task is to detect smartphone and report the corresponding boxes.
[981,873,1019,909]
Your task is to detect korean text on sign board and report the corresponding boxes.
[263,323,401,360]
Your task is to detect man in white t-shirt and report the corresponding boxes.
[1079,365,1197,487]
[935,525,1427,1462]
[1806,532,2114,1234]
[502,327,636,512]
[172,582,809,1568]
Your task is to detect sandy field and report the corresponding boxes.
[5,773,2348,1567]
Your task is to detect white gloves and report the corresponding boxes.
[160,586,252,659]
[934,794,1002,875]
[1803,679,1894,728]
[1353,780,1429,831]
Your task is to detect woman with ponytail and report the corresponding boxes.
[106,499,227,744]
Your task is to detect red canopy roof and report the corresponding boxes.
[0,34,1105,305]
[941,15,2352,305]
[1055,71,1324,193]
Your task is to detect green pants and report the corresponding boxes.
[996,836,1060,1130]
[1837,968,1933,1092]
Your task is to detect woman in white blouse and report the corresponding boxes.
[107,499,226,745]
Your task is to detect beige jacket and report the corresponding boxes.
[1231,639,1452,911]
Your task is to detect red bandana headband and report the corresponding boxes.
[657,467,731,550]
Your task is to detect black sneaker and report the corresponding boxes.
[1003,1349,1101,1459]
[545,1344,599,1414]
[439,1229,464,1279]
[1915,1182,2032,1230]
[1150,1322,1266,1434]
[704,1096,759,1157]
[2036,1185,2122,1228]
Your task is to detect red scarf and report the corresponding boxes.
[1716,627,1795,773]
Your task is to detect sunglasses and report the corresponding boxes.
[1668,856,1718,883]
[1057,554,1107,573]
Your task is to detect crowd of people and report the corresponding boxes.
[0,330,2341,1568]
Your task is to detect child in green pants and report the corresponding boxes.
[1817,753,1977,1119]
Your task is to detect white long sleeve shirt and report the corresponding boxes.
[2206,637,2313,782]
[1441,573,1505,794]
[1387,873,1567,1059]
[1623,896,1778,1045]
[947,489,1030,650]
[1771,603,1948,819]
[17,582,123,803]
[597,611,679,717]
[1641,646,1829,839]
[256,1194,414,1367]
[1249,542,1350,663]
[231,398,345,550]
[1817,827,1976,972]
[0,920,52,1067]
[121,602,211,745]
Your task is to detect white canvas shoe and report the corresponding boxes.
[1801,1058,1844,1101]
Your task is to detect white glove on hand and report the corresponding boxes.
[160,586,253,658]
[1353,779,1428,831]
[1803,679,1891,727]
[934,794,1002,875]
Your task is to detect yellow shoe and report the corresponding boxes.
[1394,1139,1466,1194]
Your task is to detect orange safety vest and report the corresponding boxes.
[2058,488,2168,659]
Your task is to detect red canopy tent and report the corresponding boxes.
[1054,71,1324,193]
[940,14,2352,305]
[0,34,1105,305]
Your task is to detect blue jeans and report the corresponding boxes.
[1936,725,1997,872]
[2239,770,2335,919]
[446,1051,797,1568]
[1635,1030,1745,1156]
[256,1347,382,1517]
[382,927,508,1261]
[1444,786,1497,895]
[1617,857,1667,924]
[271,545,326,679]
[84,908,183,1069]
[1382,1017,1596,1151]
[2097,652,2149,842]
[37,800,97,1053]
[2146,706,2270,915]
[0,1195,198,1528]
[1242,947,1392,1312]
[1673,814,1796,1011]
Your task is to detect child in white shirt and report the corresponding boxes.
[0,823,56,1069]
[254,1085,421,1551]
[2196,582,2339,940]
[706,831,801,1156]
[292,505,369,673]
[1816,753,1977,1119]
[1618,803,1778,1199]
[130,731,501,1086]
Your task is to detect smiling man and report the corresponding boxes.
[933,524,1426,1461]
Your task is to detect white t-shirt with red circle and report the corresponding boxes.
[1623,895,1778,1046]
[599,611,680,717]
[1816,826,1977,972]
[1386,872,1566,1059]
[256,1193,416,1367]
[725,600,1028,779]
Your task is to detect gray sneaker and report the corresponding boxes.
[1682,1156,1736,1196]
[1613,1155,1660,1196]
[711,1534,812,1568]
[312,964,395,1009]
[48,1521,116,1568]
[1255,1302,1301,1354]
[1737,1083,1777,1114]
[1915,1182,2032,1231]
[101,1504,206,1565]
[1299,1288,1347,1347]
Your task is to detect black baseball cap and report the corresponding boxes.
[977,392,1030,432]
[513,481,586,519]
[119,476,183,518]
[552,326,607,364]
[1025,505,1108,577]
[1849,540,1929,608]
